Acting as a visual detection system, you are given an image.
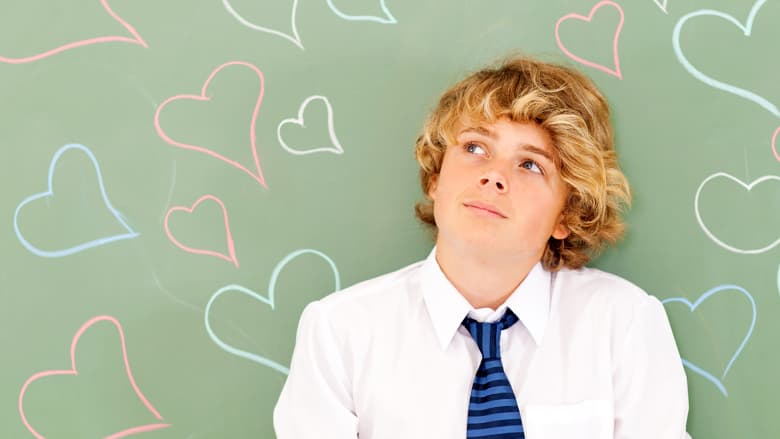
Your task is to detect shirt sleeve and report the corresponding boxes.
[612,295,692,439]
[273,300,358,438]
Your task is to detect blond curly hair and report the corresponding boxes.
[414,55,631,270]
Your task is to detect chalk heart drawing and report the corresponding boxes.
[694,172,780,254]
[164,194,239,268]
[326,0,397,24]
[277,95,345,156]
[772,126,780,162]
[673,0,779,117]
[555,0,624,79]
[154,61,268,188]
[0,0,147,64]
[14,143,139,258]
[654,0,669,15]
[205,249,341,375]
[222,0,303,50]
[18,315,170,438]
[662,285,756,396]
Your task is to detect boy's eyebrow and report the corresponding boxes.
[459,127,555,162]
[460,126,494,138]
[521,144,554,162]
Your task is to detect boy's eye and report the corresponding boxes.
[521,160,543,174]
[465,143,485,154]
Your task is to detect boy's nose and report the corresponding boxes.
[479,173,507,192]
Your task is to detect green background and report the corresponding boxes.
[2,0,778,437]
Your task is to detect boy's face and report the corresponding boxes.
[428,118,570,262]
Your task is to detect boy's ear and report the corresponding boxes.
[427,174,438,200]
[552,215,570,240]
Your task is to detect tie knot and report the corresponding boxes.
[461,309,519,359]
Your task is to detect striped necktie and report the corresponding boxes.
[462,309,524,438]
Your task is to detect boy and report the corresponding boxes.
[274,55,690,438]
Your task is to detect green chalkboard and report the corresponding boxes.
[2,0,779,437]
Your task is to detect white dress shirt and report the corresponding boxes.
[274,248,691,439]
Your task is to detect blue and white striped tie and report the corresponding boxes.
[462,309,524,438]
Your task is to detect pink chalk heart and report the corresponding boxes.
[154,61,268,188]
[555,0,624,79]
[772,126,780,163]
[1,0,147,64]
[164,194,239,268]
[18,316,170,439]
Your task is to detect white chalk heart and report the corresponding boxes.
[694,172,780,254]
[204,249,340,375]
[277,95,344,156]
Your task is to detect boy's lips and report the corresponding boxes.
[463,201,507,218]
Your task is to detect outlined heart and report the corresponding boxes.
[673,0,778,117]
[204,248,340,375]
[222,0,303,50]
[13,143,139,258]
[662,284,756,396]
[694,172,780,254]
[555,0,624,79]
[18,315,170,438]
[772,126,779,162]
[164,194,239,268]
[0,0,147,64]
[155,61,268,188]
[326,0,397,24]
[277,95,345,156]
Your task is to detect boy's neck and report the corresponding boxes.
[434,241,540,310]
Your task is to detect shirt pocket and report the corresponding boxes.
[523,399,613,439]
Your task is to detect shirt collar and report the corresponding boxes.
[420,247,551,350]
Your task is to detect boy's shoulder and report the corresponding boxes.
[557,265,648,297]
[315,257,426,310]
[295,258,427,338]
[554,265,660,319]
